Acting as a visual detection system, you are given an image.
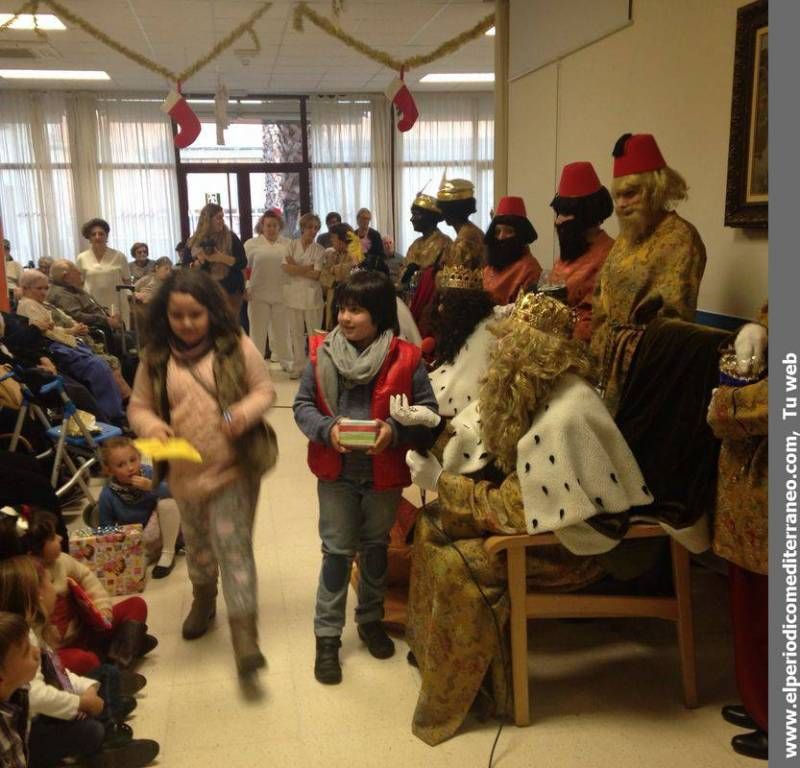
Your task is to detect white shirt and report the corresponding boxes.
[75,247,131,325]
[283,239,325,310]
[244,235,291,304]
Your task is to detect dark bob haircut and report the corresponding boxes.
[550,186,614,228]
[325,211,343,226]
[335,270,399,336]
[81,218,110,239]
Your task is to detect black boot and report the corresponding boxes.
[732,730,768,760]
[357,621,395,659]
[722,703,757,730]
[107,621,156,669]
[314,636,342,685]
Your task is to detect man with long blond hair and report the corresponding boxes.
[590,133,706,413]
[403,292,652,745]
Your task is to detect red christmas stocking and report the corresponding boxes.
[385,77,419,132]
[161,89,201,149]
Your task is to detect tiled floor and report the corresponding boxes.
[79,366,756,767]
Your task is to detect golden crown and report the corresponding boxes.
[437,263,484,291]
[510,292,576,337]
[437,176,475,202]
[412,192,442,214]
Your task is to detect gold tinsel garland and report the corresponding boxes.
[0,0,272,85]
[292,2,494,73]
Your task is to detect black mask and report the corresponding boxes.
[411,208,439,234]
[555,219,589,262]
[486,235,525,270]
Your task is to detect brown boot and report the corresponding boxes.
[182,584,217,640]
[229,615,266,676]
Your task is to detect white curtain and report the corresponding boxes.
[0,91,180,267]
[309,96,393,238]
[395,92,494,254]
[0,92,77,265]
[96,98,181,259]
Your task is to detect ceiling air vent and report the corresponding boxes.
[0,41,60,60]
[0,47,37,59]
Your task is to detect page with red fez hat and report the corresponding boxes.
[558,162,602,198]
[612,133,667,178]
[495,196,528,218]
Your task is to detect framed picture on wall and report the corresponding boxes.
[724,0,768,228]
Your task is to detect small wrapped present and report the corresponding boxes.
[337,418,380,449]
[69,524,146,596]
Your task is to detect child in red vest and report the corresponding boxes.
[293,270,438,685]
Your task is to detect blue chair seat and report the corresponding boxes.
[47,422,123,447]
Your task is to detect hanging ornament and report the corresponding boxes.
[214,79,230,146]
[385,70,418,132]
[161,87,202,149]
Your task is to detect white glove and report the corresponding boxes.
[406,450,443,491]
[734,322,767,376]
[493,303,514,319]
[390,393,441,428]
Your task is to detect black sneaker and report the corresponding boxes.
[118,670,146,696]
[118,695,137,720]
[103,722,132,749]
[139,634,158,658]
[314,636,342,685]
[87,739,160,768]
[357,621,395,659]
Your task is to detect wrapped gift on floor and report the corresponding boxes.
[69,524,146,595]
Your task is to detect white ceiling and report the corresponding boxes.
[0,0,495,94]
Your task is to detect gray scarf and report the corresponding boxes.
[317,326,393,415]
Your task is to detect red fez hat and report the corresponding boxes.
[488,196,537,244]
[612,133,666,178]
[495,196,527,218]
[557,162,602,198]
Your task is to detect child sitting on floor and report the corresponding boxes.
[98,436,181,579]
[25,511,157,676]
[0,611,39,768]
[0,556,159,768]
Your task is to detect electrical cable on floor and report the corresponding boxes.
[419,491,514,768]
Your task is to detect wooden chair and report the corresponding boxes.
[484,523,698,726]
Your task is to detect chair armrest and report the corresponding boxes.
[484,522,669,559]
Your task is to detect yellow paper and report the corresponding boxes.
[133,437,202,463]
[346,231,364,264]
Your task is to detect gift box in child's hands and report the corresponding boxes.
[69,525,146,596]
[337,418,380,449]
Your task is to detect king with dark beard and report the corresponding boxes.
[482,196,542,305]
[548,162,615,343]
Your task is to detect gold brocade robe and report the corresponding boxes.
[406,469,605,745]
[707,305,768,575]
[404,228,452,271]
[590,211,706,413]
[440,220,485,270]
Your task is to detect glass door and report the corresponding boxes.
[249,172,301,238]
[185,172,240,235]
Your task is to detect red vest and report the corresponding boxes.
[307,334,421,490]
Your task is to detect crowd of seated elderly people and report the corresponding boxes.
[0,130,769,766]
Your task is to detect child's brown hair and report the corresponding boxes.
[24,510,59,558]
[0,611,29,668]
[0,557,46,636]
[100,436,139,470]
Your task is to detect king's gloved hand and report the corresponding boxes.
[390,394,441,428]
[734,322,767,376]
[406,450,443,491]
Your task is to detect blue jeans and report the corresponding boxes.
[315,478,401,637]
